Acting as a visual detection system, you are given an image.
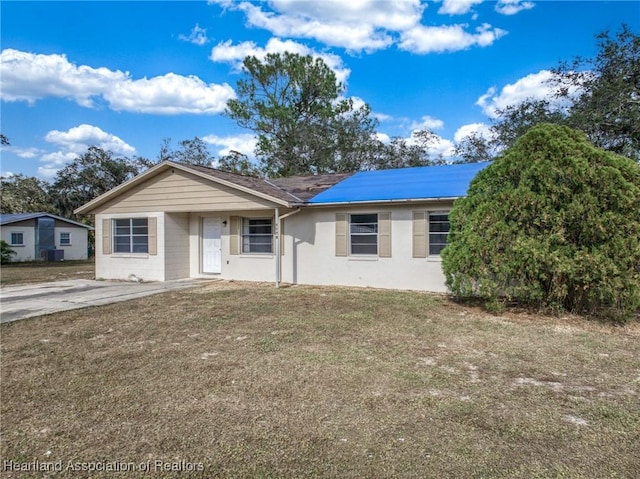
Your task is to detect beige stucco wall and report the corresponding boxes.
[164,212,190,280]
[280,203,454,292]
[96,209,278,283]
[95,212,165,281]
[188,210,278,282]
[93,202,454,292]
[186,202,453,292]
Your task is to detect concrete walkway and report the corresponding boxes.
[0,278,206,324]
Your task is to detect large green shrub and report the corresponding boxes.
[442,124,640,321]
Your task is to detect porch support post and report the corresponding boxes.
[274,207,280,288]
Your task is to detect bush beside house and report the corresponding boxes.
[442,124,640,321]
[1,240,16,264]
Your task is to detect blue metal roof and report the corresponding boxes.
[0,213,94,229]
[308,162,490,204]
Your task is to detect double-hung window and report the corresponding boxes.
[350,214,378,255]
[336,213,390,258]
[428,212,450,255]
[242,218,273,254]
[59,232,71,246]
[10,232,24,246]
[113,218,148,253]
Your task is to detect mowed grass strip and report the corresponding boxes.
[1,282,639,478]
[0,260,95,286]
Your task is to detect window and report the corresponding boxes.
[113,218,148,253]
[242,218,272,254]
[10,232,24,246]
[428,212,450,255]
[59,232,71,245]
[350,214,378,255]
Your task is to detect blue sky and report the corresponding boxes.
[1,1,638,179]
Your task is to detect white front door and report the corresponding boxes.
[202,217,222,274]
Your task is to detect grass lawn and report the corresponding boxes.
[0,260,95,286]
[1,282,638,478]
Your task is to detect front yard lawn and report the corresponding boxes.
[0,260,94,286]
[1,282,638,478]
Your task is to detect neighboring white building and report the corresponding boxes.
[75,161,488,291]
[0,213,93,262]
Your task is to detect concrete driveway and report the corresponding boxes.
[0,278,206,324]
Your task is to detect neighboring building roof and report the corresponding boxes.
[308,162,490,204]
[0,213,94,229]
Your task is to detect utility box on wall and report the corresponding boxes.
[43,249,64,261]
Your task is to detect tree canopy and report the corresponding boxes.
[216,150,261,177]
[225,52,381,176]
[0,174,53,214]
[561,25,640,160]
[173,136,215,167]
[460,26,640,164]
[442,124,640,321]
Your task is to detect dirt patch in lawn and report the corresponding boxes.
[1,282,639,478]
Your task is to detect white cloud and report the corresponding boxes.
[410,115,445,131]
[0,49,125,107]
[350,96,367,109]
[267,0,423,30]
[237,2,391,52]
[179,24,209,45]
[45,124,135,155]
[0,49,235,114]
[211,37,351,85]
[4,146,43,159]
[202,133,258,159]
[37,124,136,178]
[39,150,79,166]
[395,123,456,159]
[431,137,456,158]
[475,69,581,118]
[399,23,507,54]
[37,151,79,179]
[453,122,495,143]
[438,0,484,15]
[407,132,456,159]
[375,132,392,143]
[373,112,393,122]
[104,73,235,115]
[210,0,508,55]
[229,0,424,52]
[495,0,535,15]
[37,166,62,179]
